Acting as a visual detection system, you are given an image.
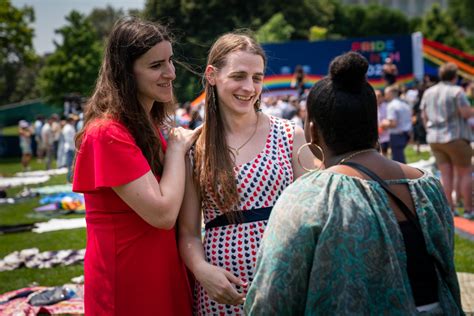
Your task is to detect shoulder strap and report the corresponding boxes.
[340,161,463,311]
[341,161,421,230]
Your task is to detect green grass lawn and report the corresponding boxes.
[0,158,85,293]
[1,125,20,136]
[0,145,473,295]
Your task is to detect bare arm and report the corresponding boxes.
[457,105,473,119]
[113,127,199,229]
[292,125,320,178]
[456,91,473,119]
[178,159,246,305]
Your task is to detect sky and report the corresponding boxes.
[12,0,146,55]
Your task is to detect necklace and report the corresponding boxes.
[338,148,377,165]
[228,114,259,156]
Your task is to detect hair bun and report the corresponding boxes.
[329,52,368,91]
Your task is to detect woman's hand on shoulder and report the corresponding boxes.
[167,126,201,153]
[195,262,246,306]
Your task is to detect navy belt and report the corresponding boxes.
[205,207,272,230]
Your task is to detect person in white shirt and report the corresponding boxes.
[376,90,390,156]
[62,116,77,182]
[381,85,412,163]
[41,115,56,170]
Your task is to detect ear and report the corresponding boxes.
[205,65,217,86]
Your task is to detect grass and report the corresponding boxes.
[0,144,473,295]
[1,125,19,136]
[0,158,85,293]
[454,235,474,273]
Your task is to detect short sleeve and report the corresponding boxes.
[386,102,397,121]
[73,120,150,192]
[456,89,470,108]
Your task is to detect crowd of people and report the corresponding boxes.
[12,16,473,315]
[17,113,83,181]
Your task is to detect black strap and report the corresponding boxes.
[339,161,465,312]
[341,162,421,231]
[340,161,448,283]
[205,207,272,230]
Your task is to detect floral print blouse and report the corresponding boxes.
[244,170,463,315]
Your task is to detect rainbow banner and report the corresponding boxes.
[422,38,474,80]
[260,34,420,96]
[192,34,474,104]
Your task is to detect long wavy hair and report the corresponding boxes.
[75,17,174,175]
[194,32,266,215]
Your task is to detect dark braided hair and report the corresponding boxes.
[306,52,378,155]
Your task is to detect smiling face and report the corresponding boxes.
[209,50,264,116]
[133,41,176,111]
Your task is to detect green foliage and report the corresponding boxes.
[256,13,295,44]
[38,11,103,105]
[87,5,125,42]
[331,4,410,38]
[417,3,469,52]
[448,0,474,31]
[0,0,37,105]
[309,26,329,41]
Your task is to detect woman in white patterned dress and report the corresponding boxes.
[178,32,317,315]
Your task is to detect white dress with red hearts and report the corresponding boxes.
[195,115,295,315]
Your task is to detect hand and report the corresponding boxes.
[195,263,247,306]
[167,126,201,153]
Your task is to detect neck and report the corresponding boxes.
[325,148,377,168]
[221,109,258,134]
[137,95,154,113]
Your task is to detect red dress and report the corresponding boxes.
[73,119,192,316]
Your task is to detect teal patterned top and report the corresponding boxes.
[244,170,463,315]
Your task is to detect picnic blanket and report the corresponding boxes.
[0,248,85,272]
[15,168,68,177]
[0,285,84,315]
[0,176,50,188]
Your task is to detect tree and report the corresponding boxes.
[418,3,469,52]
[38,11,102,104]
[448,0,474,31]
[142,0,338,100]
[309,26,329,41]
[0,0,36,105]
[256,13,295,44]
[87,5,125,42]
[331,4,410,38]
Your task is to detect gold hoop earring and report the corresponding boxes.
[297,142,324,172]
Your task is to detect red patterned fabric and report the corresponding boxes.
[194,116,295,315]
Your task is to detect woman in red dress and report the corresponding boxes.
[73,18,198,315]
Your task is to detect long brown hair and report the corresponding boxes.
[194,32,266,214]
[75,17,174,175]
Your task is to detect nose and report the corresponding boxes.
[241,77,255,94]
[162,62,176,81]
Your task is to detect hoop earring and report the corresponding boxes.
[297,142,324,172]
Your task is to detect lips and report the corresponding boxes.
[234,95,253,101]
[157,82,171,88]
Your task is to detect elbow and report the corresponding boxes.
[147,206,178,230]
[151,215,176,230]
